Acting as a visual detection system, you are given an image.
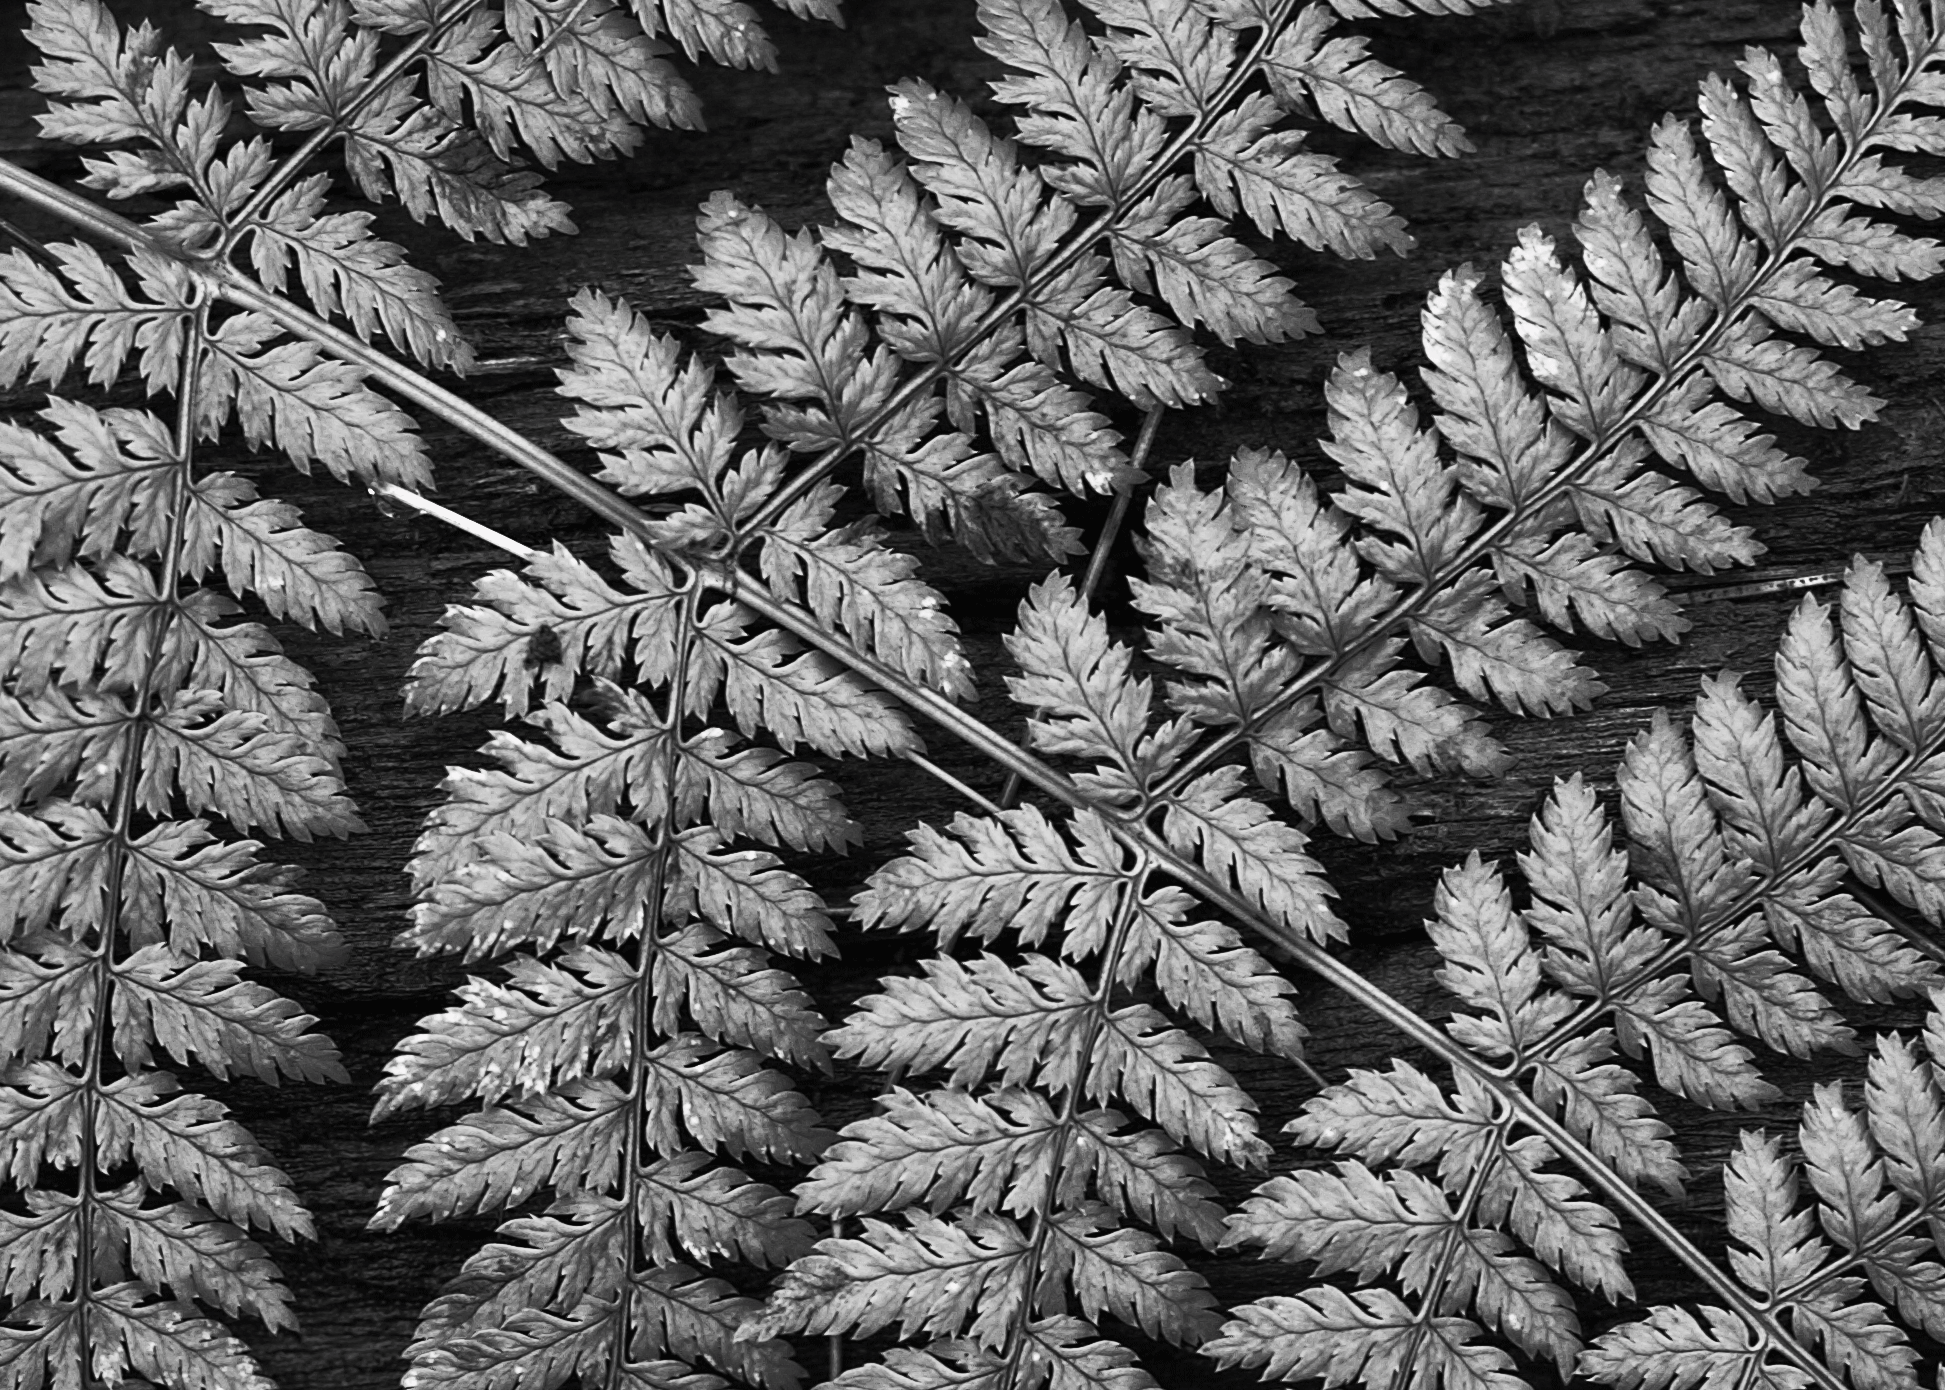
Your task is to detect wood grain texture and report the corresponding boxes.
[3,0,1941,1384]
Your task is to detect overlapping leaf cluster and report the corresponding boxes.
[1213,525,1945,1390]
[379,1,1945,1388]
[746,0,1489,562]
[0,0,831,1385]
[0,1,410,1383]
[380,0,1504,1382]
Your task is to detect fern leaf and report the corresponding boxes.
[96,1072,311,1241]
[763,488,971,699]
[1123,887,1309,1059]
[0,1063,86,1187]
[637,1153,814,1268]
[1263,8,1470,156]
[109,946,347,1085]
[852,805,1117,950]
[404,542,681,717]
[1840,558,1945,750]
[1502,227,1642,439]
[1325,349,1479,583]
[0,243,187,392]
[247,175,470,369]
[405,814,662,958]
[1091,1001,1268,1166]
[796,1086,1064,1221]
[200,311,433,489]
[699,599,920,758]
[26,0,195,176]
[677,733,861,855]
[1692,671,1830,872]
[373,1081,629,1229]
[1208,1286,1522,1390]
[375,947,638,1114]
[982,0,1167,203]
[340,89,576,244]
[1051,1205,1222,1345]
[0,939,91,1068]
[124,817,346,971]
[693,191,894,451]
[560,289,741,498]
[827,953,1092,1091]
[1111,180,1316,344]
[1420,265,1573,506]
[1428,853,1568,1057]
[0,400,179,581]
[1005,574,1154,774]
[821,138,1130,494]
[1130,462,1297,727]
[1801,1082,1901,1254]
[144,698,364,840]
[667,826,837,959]
[1158,765,1341,944]
[87,1286,278,1390]
[650,923,831,1069]
[1247,700,1413,841]
[1193,97,1414,256]
[1288,1059,1496,1180]
[1724,1130,1826,1296]
[757,1211,1029,1348]
[103,1189,295,1331]
[408,700,668,888]
[1579,1304,1761,1390]
[187,473,386,636]
[890,80,1218,407]
[424,11,639,169]
[638,1035,830,1162]
[1702,315,1883,429]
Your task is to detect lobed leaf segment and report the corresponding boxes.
[0,0,836,1385]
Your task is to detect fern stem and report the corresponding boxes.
[996,862,1155,1390]
[1383,1112,1519,1390]
[73,290,213,1371]
[1078,405,1166,603]
[0,214,56,266]
[370,483,540,559]
[604,581,702,1390]
[736,0,1305,537]
[907,751,1007,816]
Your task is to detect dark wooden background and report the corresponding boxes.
[6,0,1945,1385]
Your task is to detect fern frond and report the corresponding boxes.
[385,319,857,1379]
[1081,0,1945,869]
[1230,522,1945,1390]
[244,174,471,369]
[1581,1012,1945,1390]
